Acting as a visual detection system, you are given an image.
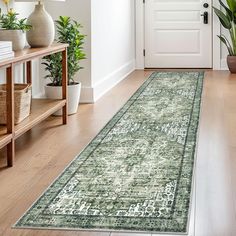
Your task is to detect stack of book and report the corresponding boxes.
[0,41,15,61]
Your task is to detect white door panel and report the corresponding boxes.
[154,30,200,53]
[145,0,212,68]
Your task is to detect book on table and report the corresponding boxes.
[0,41,14,61]
[0,46,13,54]
[0,51,15,60]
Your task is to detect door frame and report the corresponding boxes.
[135,0,221,70]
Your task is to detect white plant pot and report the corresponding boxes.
[45,83,81,116]
[0,30,26,51]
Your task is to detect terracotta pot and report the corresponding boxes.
[227,56,236,73]
[0,30,26,51]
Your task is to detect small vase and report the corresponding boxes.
[0,29,26,51]
[227,55,236,73]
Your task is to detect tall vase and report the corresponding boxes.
[26,3,55,47]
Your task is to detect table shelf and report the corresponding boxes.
[0,99,66,140]
[0,133,12,149]
[15,99,66,138]
[0,43,68,167]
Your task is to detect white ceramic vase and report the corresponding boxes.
[0,30,26,51]
[45,83,81,116]
[26,3,55,47]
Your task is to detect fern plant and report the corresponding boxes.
[213,0,236,56]
[42,16,86,86]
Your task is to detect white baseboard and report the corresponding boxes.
[80,86,94,103]
[80,59,135,103]
[93,59,136,102]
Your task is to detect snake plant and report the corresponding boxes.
[213,0,236,56]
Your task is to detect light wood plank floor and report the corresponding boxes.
[0,70,235,236]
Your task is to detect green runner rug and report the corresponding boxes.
[15,72,204,233]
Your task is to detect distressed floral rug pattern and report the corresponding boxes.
[15,72,204,233]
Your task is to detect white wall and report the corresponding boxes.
[46,0,136,103]
[220,28,230,69]
[216,0,230,69]
[90,0,135,101]
[45,0,92,89]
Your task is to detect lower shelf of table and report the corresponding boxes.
[0,132,12,149]
[0,98,66,145]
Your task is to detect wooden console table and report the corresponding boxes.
[0,43,68,167]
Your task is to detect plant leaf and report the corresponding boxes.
[219,0,233,20]
[218,35,234,55]
[226,0,236,12]
[213,7,232,29]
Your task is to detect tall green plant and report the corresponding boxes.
[43,16,86,86]
[213,0,236,55]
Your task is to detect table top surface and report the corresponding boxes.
[0,43,69,67]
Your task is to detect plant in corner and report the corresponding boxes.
[0,0,31,51]
[213,0,236,73]
[43,16,86,115]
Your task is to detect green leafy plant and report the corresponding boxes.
[213,0,236,55]
[0,3,31,31]
[43,16,86,86]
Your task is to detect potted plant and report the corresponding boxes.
[43,16,86,115]
[214,0,236,73]
[0,0,31,51]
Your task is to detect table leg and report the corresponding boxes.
[26,61,32,84]
[62,48,68,124]
[6,65,15,167]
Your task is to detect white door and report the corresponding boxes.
[145,0,212,68]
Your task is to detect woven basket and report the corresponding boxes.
[0,84,32,125]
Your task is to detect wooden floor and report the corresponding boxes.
[0,70,236,236]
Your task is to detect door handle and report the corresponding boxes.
[201,11,208,24]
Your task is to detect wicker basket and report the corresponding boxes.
[0,84,32,125]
